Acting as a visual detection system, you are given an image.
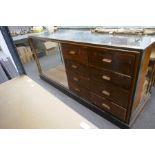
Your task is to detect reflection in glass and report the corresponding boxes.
[33,39,68,88]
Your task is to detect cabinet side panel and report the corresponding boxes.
[132,47,152,111]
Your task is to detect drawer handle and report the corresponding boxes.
[102,75,111,81]
[69,50,76,55]
[102,103,110,110]
[71,65,78,69]
[102,90,110,96]
[73,77,79,82]
[75,88,80,92]
[102,58,112,63]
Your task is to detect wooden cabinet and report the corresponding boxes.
[28,29,154,128]
[61,43,140,123]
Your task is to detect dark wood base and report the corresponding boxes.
[40,74,130,129]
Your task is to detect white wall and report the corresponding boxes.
[0,30,17,71]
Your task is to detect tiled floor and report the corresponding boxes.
[24,57,155,129]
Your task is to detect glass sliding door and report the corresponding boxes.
[29,38,68,88]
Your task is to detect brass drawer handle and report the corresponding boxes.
[102,75,111,81]
[71,65,78,69]
[102,58,112,63]
[102,90,110,96]
[69,50,76,55]
[102,103,110,110]
[73,77,79,82]
[75,88,80,92]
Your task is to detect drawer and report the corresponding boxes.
[88,47,136,76]
[90,67,132,90]
[90,80,129,108]
[61,43,88,64]
[65,60,89,77]
[69,82,90,101]
[67,71,90,89]
[90,93,126,121]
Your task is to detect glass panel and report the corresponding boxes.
[32,38,68,88]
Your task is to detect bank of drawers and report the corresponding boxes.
[61,43,137,121]
[62,43,90,102]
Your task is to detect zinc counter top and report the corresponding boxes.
[29,29,155,51]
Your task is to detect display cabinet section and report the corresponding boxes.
[28,29,155,128]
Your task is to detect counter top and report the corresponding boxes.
[12,32,45,41]
[29,29,155,50]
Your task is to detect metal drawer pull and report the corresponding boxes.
[102,90,110,96]
[75,88,80,92]
[102,103,110,110]
[102,58,112,63]
[102,75,111,81]
[69,50,76,55]
[71,65,78,69]
[73,77,79,82]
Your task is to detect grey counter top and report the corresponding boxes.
[28,29,155,50]
[12,32,45,41]
[12,32,46,44]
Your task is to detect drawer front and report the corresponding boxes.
[67,71,90,89]
[90,80,129,108]
[65,60,89,77]
[61,43,88,64]
[90,67,132,90]
[69,82,90,101]
[88,48,135,76]
[90,93,126,121]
